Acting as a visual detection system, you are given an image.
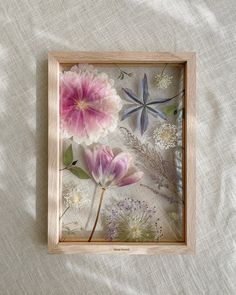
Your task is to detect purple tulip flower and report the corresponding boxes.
[84,144,143,242]
[84,144,143,188]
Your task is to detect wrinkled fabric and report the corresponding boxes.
[0,0,235,294]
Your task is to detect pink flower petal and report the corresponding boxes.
[84,144,143,188]
[96,145,114,177]
[84,145,114,184]
[107,152,132,184]
[84,148,95,174]
[60,65,121,144]
[117,170,144,187]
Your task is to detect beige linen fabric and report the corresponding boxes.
[0,0,235,294]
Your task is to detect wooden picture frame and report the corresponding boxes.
[48,52,196,254]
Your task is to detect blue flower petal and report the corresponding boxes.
[138,107,149,135]
[147,106,167,120]
[147,90,185,106]
[122,88,143,104]
[121,105,142,121]
[142,74,149,104]
[147,97,174,105]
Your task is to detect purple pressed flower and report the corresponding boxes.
[121,74,184,135]
[102,198,163,242]
[84,144,143,242]
[84,144,143,188]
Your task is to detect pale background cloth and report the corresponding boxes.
[0,0,235,294]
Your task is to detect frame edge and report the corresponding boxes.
[48,53,60,251]
[47,52,196,255]
[185,52,196,254]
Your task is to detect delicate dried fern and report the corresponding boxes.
[120,127,176,185]
[140,183,183,205]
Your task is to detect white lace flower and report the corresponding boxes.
[62,181,89,210]
[153,73,173,89]
[153,123,177,149]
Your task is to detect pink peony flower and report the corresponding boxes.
[60,65,122,145]
[84,144,144,188]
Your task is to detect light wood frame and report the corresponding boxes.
[48,52,196,254]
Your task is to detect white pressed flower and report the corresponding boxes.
[62,181,90,210]
[153,73,173,89]
[153,123,178,149]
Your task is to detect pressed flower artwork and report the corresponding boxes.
[59,63,185,242]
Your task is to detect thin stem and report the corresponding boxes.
[85,184,98,231]
[115,64,122,70]
[115,64,132,78]
[147,90,185,106]
[155,63,167,88]
[59,159,79,171]
[88,188,106,242]
[160,63,167,76]
[59,206,70,220]
[115,64,128,74]
[122,70,130,75]
[140,183,184,205]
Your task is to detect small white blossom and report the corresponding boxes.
[153,124,177,149]
[62,181,89,210]
[153,73,173,89]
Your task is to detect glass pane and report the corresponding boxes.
[59,63,185,242]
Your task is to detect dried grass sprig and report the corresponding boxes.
[119,127,175,185]
[140,183,184,205]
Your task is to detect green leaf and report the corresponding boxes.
[163,105,177,116]
[68,166,91,179]
[63,144,73,166]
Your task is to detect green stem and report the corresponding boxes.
[59,206,70,220]
[59,159,79,171]
[88,188,106,242]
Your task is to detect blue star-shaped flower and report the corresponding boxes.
[121,74,183,135]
